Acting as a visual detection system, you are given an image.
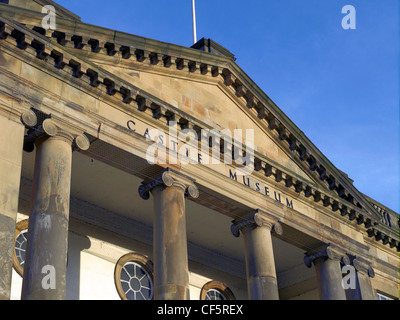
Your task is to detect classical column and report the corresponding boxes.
[138,168,199,300]
[231,209,282,300]
[0,111,28,300]
[21,118,90,300]
[304,244,349,300]
[349,256,376,300]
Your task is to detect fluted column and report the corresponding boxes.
[231,209,282,300]
[304,244,349,300]
[21,118,90,300]
[139,168,199,300]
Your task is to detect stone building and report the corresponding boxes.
[0,0,398,300]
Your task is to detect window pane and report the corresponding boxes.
[119,261,153,300]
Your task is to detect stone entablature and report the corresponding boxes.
[0,12,398,253]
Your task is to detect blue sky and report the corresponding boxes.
[55,0,399,212]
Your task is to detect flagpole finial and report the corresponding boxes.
[192,0,197,44]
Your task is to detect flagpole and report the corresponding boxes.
[192,0,197,44]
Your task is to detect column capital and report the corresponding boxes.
[231,209,282,238]
[21,109,38,128]
[352,256,375,278]
[138,167,199,200]
[304,243,350,268]
[23,114,90,152]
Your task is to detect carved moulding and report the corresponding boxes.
[352,256,375,278]
[138,167,199,200]
[304,243,350,268]
[21,109,90,152]
[231,209,283,238]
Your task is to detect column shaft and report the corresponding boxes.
[232,210,282,300]
[314,257,346,300]
[0,116,24,300]
[242,224,279,300]
[21,135,72,300]
[352,257,376,300]
[152,183,190,300]
[139,168,198,301]
[356,273,376,300]
[305,244,348,300]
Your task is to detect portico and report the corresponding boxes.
[0,0,398,301]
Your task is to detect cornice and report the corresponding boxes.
[0,15,397,252]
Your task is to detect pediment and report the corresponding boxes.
[1,8,392,241]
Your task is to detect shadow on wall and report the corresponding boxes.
[66,233,91,300]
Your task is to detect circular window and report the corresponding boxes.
[13,219,29,277]
[114,253,154,300]
[200,281,236,300]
